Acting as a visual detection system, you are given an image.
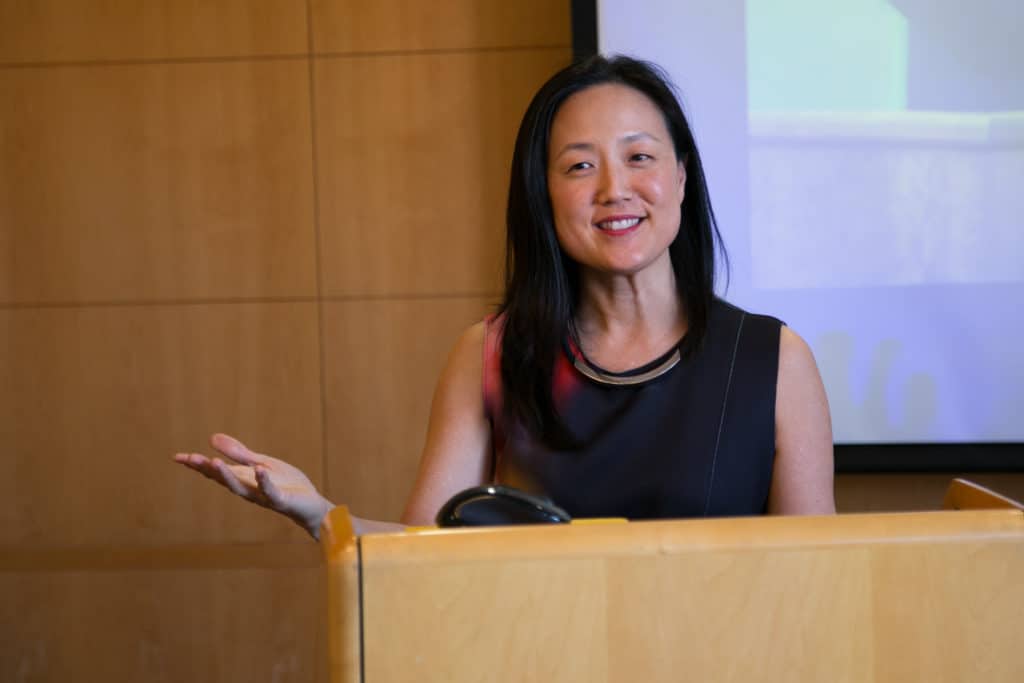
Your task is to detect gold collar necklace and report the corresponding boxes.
[568,341,682,387]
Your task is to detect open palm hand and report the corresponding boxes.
[173,433,333,539]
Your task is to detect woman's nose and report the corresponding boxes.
[596,162,631,204]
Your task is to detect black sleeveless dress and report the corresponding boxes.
[483,299,782,519]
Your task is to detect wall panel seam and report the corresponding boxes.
[0,543,321,572]
[305,0,331,496]
[320,293,504,303]
[0,297,319,310]
[312,44,572,61]
[0,44,572,71]
[0,54,310,70]
[0,294,503,311]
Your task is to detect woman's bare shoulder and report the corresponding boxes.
[450,319,488,366]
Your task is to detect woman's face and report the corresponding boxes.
[547,83,686,279]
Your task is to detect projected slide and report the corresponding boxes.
[747,1,1024,290]
[599,0,1024,443]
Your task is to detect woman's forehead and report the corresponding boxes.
[549,83,670,148]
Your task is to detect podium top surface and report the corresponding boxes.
[324,507,1024,565]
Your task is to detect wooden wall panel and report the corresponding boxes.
[0,0,307,63]
[322,297,494,521]
[836,473,1024,513]
[0,60,316,304]
[0,303,323,546]
[311,0,571,53]
[0,565,325,683]
[0,2,573,679]
[315,48,571,297]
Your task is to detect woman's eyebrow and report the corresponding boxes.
[552,141,595,159]
[621,131,661,144]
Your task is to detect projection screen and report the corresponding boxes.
[594,0,1023,448]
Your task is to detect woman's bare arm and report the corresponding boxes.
[399,321,493,525]
[767,326,836,515]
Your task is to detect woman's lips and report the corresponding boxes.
[595,216,644,235]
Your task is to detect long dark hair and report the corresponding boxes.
[499,54,727,445]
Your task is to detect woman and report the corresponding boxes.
[174,56,835,538]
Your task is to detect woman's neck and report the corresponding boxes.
[574,259,687,372]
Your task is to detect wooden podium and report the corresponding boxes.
[321,483,1024,682]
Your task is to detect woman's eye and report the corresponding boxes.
[631,153,653,162]
[568,161,593,172]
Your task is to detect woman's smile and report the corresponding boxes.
[595,214,645,234]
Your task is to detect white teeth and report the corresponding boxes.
[599,217,641,231]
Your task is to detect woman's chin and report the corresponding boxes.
[580,253,673,280]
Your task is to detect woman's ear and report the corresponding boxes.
[676,158,687,201]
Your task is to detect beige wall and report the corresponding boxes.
[0,2,570,680]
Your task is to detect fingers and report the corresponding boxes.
[173,452,220,482]
[173,452,214,474]
[212,458,252,498]
[256,466,285,508]
[173,452,263,502]
[173,437,290,513]
[209,433,266,466]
